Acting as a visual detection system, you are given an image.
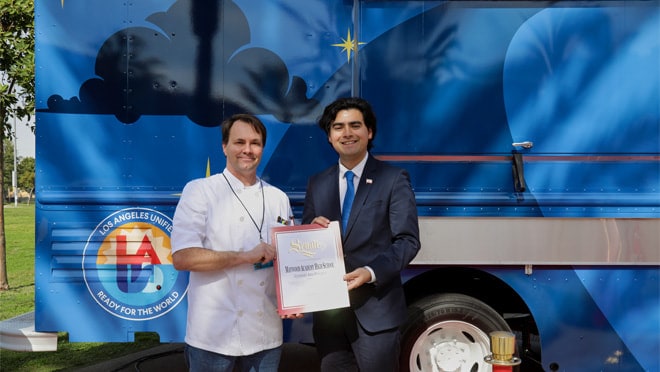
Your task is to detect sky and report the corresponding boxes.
[13,116,35,158]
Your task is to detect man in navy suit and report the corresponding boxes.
[302,97,421,372]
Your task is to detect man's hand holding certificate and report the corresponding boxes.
[271,221,350,316]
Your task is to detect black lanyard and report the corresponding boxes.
[222,173,265,241]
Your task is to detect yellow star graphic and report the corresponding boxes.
[332,29,365,63]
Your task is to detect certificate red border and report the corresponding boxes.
[271,221,348,315]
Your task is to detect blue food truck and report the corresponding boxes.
[32,1,659,370]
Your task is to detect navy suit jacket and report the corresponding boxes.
[302,155,420,332]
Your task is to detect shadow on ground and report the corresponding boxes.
[75,343,320,372]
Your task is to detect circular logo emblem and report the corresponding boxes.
[82,208,187,320]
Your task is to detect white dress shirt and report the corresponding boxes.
[339,154,367,212]
[338,154,376,283]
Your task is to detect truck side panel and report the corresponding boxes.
[35,1,659,369]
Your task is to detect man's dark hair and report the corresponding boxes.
[318,97,377,150]
[221,113,267,146]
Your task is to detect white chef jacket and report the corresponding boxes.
[171,170,293,356]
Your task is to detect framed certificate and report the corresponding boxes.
[271,221,350,315]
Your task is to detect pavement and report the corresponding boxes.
[75,342,321,372]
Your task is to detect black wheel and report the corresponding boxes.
[401,293,512,372]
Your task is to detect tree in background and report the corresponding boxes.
[2,139,34,202]
[18,156,35,200]
[0,0,34,290]
[3,139,17,197]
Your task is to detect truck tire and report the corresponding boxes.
[400,293,511,372]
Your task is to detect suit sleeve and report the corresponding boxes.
[302,176,316,225]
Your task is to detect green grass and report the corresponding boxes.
[0,204,161,371]
[0,203,35,319]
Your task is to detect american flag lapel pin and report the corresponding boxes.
[366,178,373,184]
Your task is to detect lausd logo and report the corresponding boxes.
[82,208,188,320]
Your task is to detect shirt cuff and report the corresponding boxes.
[364,266,376,283]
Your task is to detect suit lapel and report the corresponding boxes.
[344,156,378,239]
[327,166,342,222]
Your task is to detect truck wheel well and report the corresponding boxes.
[402,267,543,369]
[403,266,539,333]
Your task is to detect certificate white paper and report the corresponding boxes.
[271,221,350,315]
